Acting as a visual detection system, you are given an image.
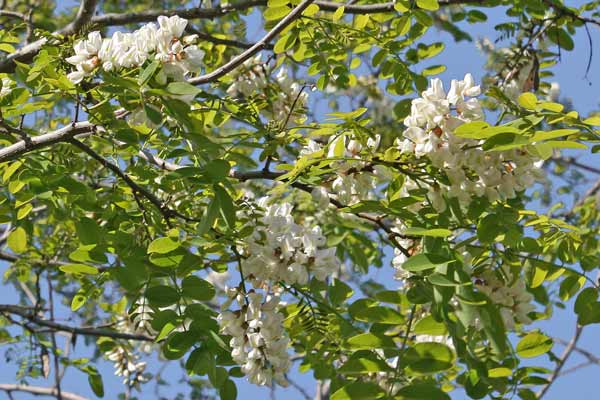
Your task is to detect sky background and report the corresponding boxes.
[1,1,600,399]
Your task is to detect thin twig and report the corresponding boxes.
[46,274,63,400]
[537,324,583,399]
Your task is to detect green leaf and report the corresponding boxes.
[396,383,450,400]
[163,331,196,360]
[16,203,33,220]
[339,355,394,374]
[402,253,451,272]
[547,27,574,51]
[214,184,236,228]
[59,263,99,275]
[75,217,102,245]
[148,237,180,254]
[83,366,104,398]
[427,273,462,286]
[529,129,579,143]
[405,342,455,374]
[346,333,397,350]
[416,0,439,11]
[166,81,202,97]
[7,227,27,253]
[329,278,354,305]
[273,32,297,54]
[146,285,180,307]
[516,332,553,358]
[488,367,513,378]
[264,6,291,20]
[352,306,405,324]
[182,276,216,301]
[331,382,386,400]
[482,132,529,151]
[199,196,219,235]
[403,227,452,237]
[138,60,160,86]
[413,315,447,336]
[220,379,237,400]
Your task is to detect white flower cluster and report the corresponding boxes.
[242,197,340,286]
[67,15,204,83]
[105,345,149,390]
[0,77,13,97]
[301,135,387,205]
[396,74,544,211]
[226,55,309,124]
[474,267,535,330]
[217,290,291,386]
[217,196,340,386]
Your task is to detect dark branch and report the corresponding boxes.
[0,304,154,342]
[69,138,201,224]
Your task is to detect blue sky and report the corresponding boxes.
[1,1,599,399]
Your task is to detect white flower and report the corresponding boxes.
[1,77,15,97]
[66,15,203,84]
[217,289,291,387]
[395,75,544,210]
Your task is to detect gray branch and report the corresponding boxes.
[188,0,315,85]
[0,121,100,163]
[0,384,88,400]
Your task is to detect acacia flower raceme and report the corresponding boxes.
[66,16,204,84]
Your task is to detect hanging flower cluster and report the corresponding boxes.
[66,16,204,83]
[301,135,386,205]
[226,55,309,124]
[473,266,535,330]
[0,77,13,97]
[242,197,340,286]
[218,290,291,386]
[104,345,149,390]
[217,196,340,386]
[396,74,544,211]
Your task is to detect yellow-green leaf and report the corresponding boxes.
[302,3,319,16]
[148,237,180,254]
[583,116,600,126]
[59,263,99,275]
[516,332,553,358]
[7,227,27,253]
[264,6,290,21]
[518,92,537,110]
[332,6,344,22]
[416,0,439,11]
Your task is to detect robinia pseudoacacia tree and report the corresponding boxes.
[0,0,599,398]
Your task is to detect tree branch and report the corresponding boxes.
[537,324,583,399]
[0,122,100,163]
[188,0,316,85]
[69,138,201,224]
[0,384,88,400]
[0,304,154,341]
[84,0,487,28]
